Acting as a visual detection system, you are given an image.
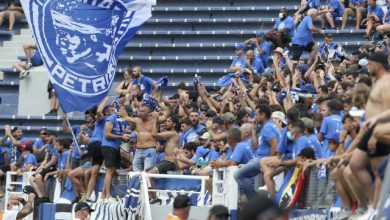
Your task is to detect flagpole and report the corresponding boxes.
[65,115,80,152]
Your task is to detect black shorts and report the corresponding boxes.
[155,160,176,174]
[88,142,103,166]
[101,146,121,168]
[0,164,10,173]
[39,166,56,179]
[291,42,316,61]
[357,126,390,158]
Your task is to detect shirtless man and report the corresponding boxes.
[148,116,180,203]
[343,52,390,219]
[122,99,171,171]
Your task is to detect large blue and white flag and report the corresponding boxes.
[20,0,155,112]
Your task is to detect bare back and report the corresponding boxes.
[164,135,180,163]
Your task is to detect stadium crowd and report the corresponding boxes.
[1,0,390,220]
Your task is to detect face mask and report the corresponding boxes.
[287,131,295,141]
[279,13,284,19]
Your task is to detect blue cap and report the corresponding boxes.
[300,84,317,94]
[296,64,309,73]
[142,93,158,112]
[256,31,266,38]
[235,44,246,51]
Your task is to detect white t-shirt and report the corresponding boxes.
[2,210,18,220]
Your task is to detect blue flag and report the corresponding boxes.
[21,0,155,112]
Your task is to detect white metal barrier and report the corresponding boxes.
[212,166,238,213]
[4,171,34,220]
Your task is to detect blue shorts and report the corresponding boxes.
[30,51,43,66]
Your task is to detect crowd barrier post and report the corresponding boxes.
[375,158,390,220]
[212,166,238,218]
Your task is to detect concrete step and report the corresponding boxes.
[0,53,21,60]
[11,35,34,41]
[0,47,23,53]
[0,61,17,67]
[0,93,19,105]
[0,104,18,115]
[20,29,32,35]
[3,41,35,47]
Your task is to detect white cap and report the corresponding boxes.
[271,111,287,124]
[349,107,365,117]
[200,132,211,140]
[358,58,368,67]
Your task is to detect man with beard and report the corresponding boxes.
[123,100,171,172]
[189,110,206,133]
[131,66,157,95]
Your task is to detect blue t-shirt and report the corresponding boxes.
[250,57,265,75]
[23,153,37,168]
[90,118,106,143]
[306,0,320,8]
[193,146,220,165]
[277,127,294,159]
[350,0,365,6]
[273,16,295,37]
[251,41,270,65]
[5,137,28,163]
[326,0,344,17]
[46,144,59,165]
[385,10,390,24]
[292,136,310,159]
[231,55,246,70]
[345,136,353,151]
[307,134,323,159]
[194,124,206,133]
[0,147,8,165]
[320,114,343,158]
[180,128,199,147]
[102,114,128,150]
[132,75,155,94]
[368,5,384,21]
[33,138,45,149]
[257,120,280,157]
[292,16,314,47]
[156,152,165,164]
[71,125,93,159]
[229,141,254,164]
[57,150,70,169]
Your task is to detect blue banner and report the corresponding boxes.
[21,0,155,112]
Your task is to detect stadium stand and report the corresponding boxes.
[0,0,390,220]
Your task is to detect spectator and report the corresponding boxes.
[46,81,60,116]
[131,66,157,95]
[245,49,264,76]
[318,34,345,61]
[207,205,230,220]
[239,193,285,220]
[291,9,324,64]
[341,0,367,30]
[166,195,191,220]
[115,70,131,98]
[0,192,35,220]
[73,202,94,220]
[364,0,384,39]
[267,8,295,48]
[0,0,24,31]
[294,0,321,25]
[229,44,247,76]
[14,44,43,79]
[32,128,49,163]
[28,133,60,204]
[244,32,270,68]
[319,0,344,30]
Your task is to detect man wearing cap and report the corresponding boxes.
[301,117,323,159]
[205,112,237,142]
[342,52,390,218]
[244,32,270,68]
[291,8,324,64]
[166,195,191,220]
[229,44,247,75]
[73,202,94,220]
[207,205,230,220]
[271,111,287,133]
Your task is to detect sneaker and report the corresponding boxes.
[149,198,162,205]
[336,209,352,220]
[353,207,376,220]
[19,70,29,80]
[349,206,367,220]
[25,62,32,70]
